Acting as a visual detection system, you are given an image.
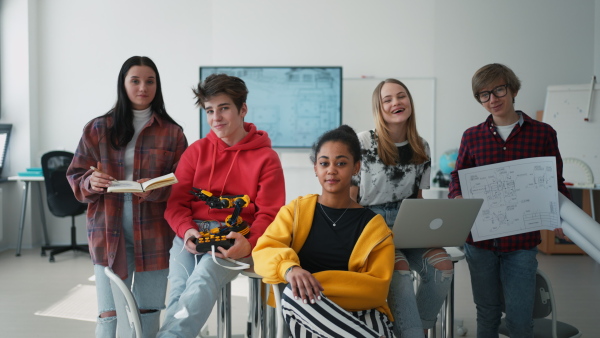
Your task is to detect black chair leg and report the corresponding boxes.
[41,216,89,262]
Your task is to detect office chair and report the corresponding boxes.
[40,151,89,262]
[104,266,143,338]
[499,268,581,338]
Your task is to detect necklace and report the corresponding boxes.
[319,201,351,227]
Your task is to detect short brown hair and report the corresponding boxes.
[193,74,249,110]
[472,63,521,102]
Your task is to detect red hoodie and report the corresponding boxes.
[165,122,285,248]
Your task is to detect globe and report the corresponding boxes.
[439,149,458,175]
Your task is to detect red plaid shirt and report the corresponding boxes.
[449,111,570,252]
[67,114,187,278]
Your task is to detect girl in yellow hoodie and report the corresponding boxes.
[253,125,395,338]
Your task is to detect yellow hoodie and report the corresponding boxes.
[252,194,395,320]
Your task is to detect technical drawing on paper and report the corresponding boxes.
[458,156,560,241]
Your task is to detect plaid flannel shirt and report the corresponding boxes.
[449,111,570,252]
[67,114,187,278]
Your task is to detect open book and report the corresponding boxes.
[107,173,178,193]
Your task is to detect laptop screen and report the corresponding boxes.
[0,124,12,177]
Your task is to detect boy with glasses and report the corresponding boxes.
[448,63,570,337]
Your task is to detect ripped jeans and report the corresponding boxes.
[369,201,454,338]
[94,193,168,338]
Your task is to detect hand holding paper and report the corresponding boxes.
[458,157,560,241]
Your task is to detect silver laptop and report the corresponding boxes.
[392,198,484,249]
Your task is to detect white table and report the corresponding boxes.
[7,176,49,256]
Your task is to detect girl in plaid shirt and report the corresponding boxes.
[68,56,187,338]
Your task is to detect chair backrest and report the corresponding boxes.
[41,151,87,217]
[500,269,581,338]
[104,266,142,338]
[532,269,554,319]
[501,269,555,318]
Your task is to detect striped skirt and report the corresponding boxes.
[281,286,394,338]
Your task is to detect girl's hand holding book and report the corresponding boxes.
[89,165,117,192]
[132,178,152,199]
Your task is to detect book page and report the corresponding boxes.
[107,181,143,193]
[142,173,177,191]
[458,157,560,241]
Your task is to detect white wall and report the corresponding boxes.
[596,0,600,76]
[0,0,42,250]
[434,1,596,162]
[36,0,211,155]
[209,1,435,78]
[0,0,597,249]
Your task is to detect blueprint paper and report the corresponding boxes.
[458,156,560,241]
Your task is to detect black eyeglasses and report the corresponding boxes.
[475,84,509,103]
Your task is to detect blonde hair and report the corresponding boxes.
[371,79,429,166]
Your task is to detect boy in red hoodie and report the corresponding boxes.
[158,74,285,337]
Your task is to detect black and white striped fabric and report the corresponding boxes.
[281,286,394,338]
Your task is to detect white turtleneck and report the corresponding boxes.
[124,107,152,181]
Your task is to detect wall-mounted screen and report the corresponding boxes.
[199,66,342,148]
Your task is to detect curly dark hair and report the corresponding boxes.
[310,125,362,164]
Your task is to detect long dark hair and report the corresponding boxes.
[105,56,182,149]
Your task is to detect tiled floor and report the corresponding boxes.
[1,247,599,337]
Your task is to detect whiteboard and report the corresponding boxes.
[542,83,599,184]
[342,77,436,163]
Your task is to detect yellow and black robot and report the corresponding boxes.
[189,187,251,252]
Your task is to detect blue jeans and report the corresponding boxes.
[369,202,453,338]
[464,243,538,338]
[94,193,168,338]
[157,233,252,337]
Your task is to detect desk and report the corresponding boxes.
[7,176,49,256]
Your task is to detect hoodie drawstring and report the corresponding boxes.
[221,150,241,196]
